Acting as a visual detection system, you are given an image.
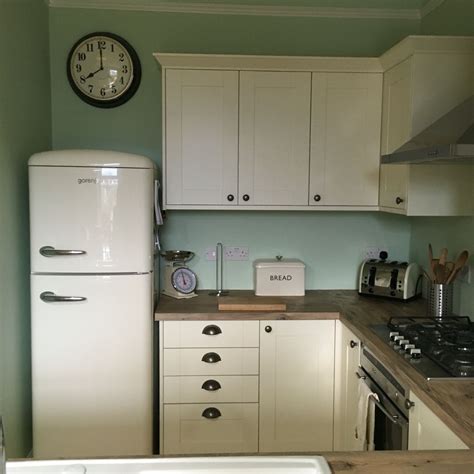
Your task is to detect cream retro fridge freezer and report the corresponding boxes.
[29,150,155,458]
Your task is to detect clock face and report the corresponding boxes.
[67,32,141,108]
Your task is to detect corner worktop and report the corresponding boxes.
[155,290,474,449]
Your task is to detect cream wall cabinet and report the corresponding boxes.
[333,321,361,451]
[158,54,383,211]
[164,69,239,206]
[408,391,468,450]
[379,163,474,216]
[379,36,474,217]
[259,320,335,452]
[310,73,382,207]
[239,71,311,206]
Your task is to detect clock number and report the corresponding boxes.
[110,43,115,53]
[98,40,106,50]
[111,86,117,94]
[79,75,86,84]
[77,52,86,61]
[122,65,128,74]
[75,64,82,73]
[100,88,106,97]
[118,52,125,62]
[88,84,94,93]
[120,76,125,85]
[86,43,94,52]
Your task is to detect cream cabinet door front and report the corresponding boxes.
[239,71,311,206]
[408,391,468,450]
[259,320,335,452]
[165,69,238,206]
[310,73,382,207]
[379,164,408,212]
[333,321,361,451]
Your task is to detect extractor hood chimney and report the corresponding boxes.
[381,96,474,164]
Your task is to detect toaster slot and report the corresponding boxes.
[390,269,399,290]
[368,266,377,287]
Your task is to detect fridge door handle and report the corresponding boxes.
[40,291,87,303]
[40,246,86,257]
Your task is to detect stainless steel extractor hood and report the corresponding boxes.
[381,96,474,164]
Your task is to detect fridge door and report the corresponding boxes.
[30,165,154,273]
[31,273,153,458]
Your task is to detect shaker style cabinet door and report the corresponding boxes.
[259,320,335,452]
[333,321,361,451]
[164,69,238,206]
[239,71,311,206]
[310,73,382,207]
[408,391,468,450]
[379,164,408,212]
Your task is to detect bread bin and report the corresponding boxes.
[253,257,305,296]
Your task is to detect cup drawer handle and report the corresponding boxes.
[202,324,222,336]
[202,407,221,419]
[201,352,221,363]
[201,379,222,391]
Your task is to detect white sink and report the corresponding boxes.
[6,456,331,474]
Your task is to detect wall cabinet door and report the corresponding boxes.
[259,320,335,452]
[310,73,382,207]
[165,69,238,206]
[239,71,311,206]
[333,321,361,451]
[408,391,468,450]
[379,164,408,212]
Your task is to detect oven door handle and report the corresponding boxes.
[369,394,403,426]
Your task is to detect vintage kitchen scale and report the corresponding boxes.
[160,250,198,299]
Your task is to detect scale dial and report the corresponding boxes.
[171,267,197,294]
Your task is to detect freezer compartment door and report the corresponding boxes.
[31,273,153,458]
[29,166,154,273]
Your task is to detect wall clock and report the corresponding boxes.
[67,32,141,108]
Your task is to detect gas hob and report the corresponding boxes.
[371,316,474,380]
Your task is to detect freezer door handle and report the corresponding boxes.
[40,246,86,257]
[40,291,87,303]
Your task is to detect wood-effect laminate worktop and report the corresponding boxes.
[155,290,474,449]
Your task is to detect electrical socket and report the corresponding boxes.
[224,246,249,261]
[205,248,217,261]
[365,247,389,260]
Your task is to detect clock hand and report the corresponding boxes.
[84,67,102,80]
[99,47,104,70]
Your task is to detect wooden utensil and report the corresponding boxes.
[428,244,435,280]
[446,250,470,284]
[439,247,448,266]
[434,263,448,284]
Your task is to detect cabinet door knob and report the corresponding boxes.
[202,407,221,419]
[350,340,359,348]
[202,324,222,336]
[242,194,250,202]
[201,352,221,363]
[395,196,404,205]
[313,194,321,202]
[201,379,222,391]
[227,194,234,202]
[264,325,272,333]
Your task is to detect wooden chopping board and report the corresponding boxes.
[218,297,287,311]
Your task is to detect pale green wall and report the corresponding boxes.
[49,7,418,289]
[0,0,51,458]
[421,0,474,35]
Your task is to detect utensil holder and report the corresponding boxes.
[428,283,453,319]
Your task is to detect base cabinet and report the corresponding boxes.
[159,319,335,454]
[259,320,335,452]
[408,391,468,450]
[333,321,361,451]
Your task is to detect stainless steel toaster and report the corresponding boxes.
[358,258,422,300]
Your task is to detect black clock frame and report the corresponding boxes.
[66,31,142,109]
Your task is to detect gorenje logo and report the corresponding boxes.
[77,178,99,184]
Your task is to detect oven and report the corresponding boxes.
[358,346,411,450]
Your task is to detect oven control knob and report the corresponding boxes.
[404,344,415,353]
[410,348,422,359]
[395,339,409,350]
[389,331,400,341]
[392,335,404,345]
[400,340,411,350]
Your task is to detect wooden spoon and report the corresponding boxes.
[428,244,436,281]
[446,250,470,284]
[439,247,448,266]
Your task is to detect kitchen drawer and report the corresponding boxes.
[163,375,259,403]
[163,320,259,348]
[163,348,259,376]
[163,403,258,454]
